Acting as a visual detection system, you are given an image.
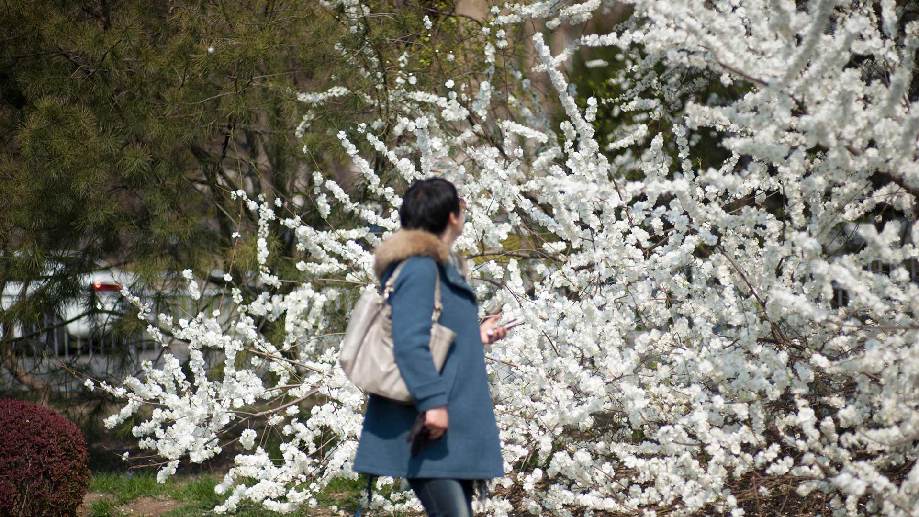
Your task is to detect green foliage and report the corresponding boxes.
[570,41,746,179]
[87,498,119,517]
[86,471,367,516]
[0,2,340,373]
[315,476,365,507]
[170,476,226,509]
[89,472,165,506]
[0,1,494,393]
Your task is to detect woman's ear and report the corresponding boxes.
[447,210,462,228]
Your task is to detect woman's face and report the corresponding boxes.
[446,196,466,239]
[457,197,466,234]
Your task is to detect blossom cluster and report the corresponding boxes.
[95,0,919,515]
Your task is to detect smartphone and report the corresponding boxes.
[500,318,524,330]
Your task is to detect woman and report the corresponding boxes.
[353,178,508,516]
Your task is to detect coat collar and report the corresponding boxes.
[443,260,474,297]
[373,230,475,297]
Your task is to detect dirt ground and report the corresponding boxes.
[116,496,183,516]
[78,493,183,517]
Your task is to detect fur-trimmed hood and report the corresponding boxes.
[373,230,469,280]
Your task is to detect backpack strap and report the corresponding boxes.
[381,259,443,323]
[381,260,410,298]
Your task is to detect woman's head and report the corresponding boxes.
[399,178,465,238]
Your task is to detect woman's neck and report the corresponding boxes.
[438,230,457,248]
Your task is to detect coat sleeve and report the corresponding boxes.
[388,256,448,412]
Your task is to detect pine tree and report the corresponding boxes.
[0,0,496,394]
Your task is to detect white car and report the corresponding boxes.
[1,266,135,339]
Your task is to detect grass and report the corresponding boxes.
[89,472,175,506]
[87,499,119,517]
[84,471,366,516]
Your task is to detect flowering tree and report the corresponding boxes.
[90,0,919,515]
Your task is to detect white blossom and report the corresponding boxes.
[101,1,919,514]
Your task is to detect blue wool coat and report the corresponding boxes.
[352,230,504,479]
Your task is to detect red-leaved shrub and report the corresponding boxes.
[0,399,90,516]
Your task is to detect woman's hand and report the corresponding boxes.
[480,313,508,346]
[425,406,449,439]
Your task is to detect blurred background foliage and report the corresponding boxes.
[0,0,493,396]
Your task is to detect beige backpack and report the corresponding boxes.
[339,261,455,403]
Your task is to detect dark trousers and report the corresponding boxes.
[408,478,474,517]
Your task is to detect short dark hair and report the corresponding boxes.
[399,178,460,234]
